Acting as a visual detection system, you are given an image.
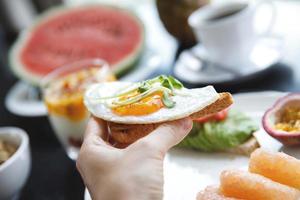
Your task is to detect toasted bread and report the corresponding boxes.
[226,136,260,156]
[107,92,233,144]
[108,123,159,144]
[190,92,233,120]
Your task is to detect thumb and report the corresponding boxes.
[136,117,193,154]
[83,117,109,147]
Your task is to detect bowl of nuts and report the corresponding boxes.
[0,127,31,200]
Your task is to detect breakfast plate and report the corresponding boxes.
[84,91,299,200]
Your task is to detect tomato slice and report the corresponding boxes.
[194,108,229,123]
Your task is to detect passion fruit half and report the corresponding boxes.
[262,93,300,146]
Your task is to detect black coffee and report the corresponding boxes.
[207,6,246,22]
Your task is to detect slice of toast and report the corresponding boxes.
[226,136,260,156]
[108,92,233,144]
[191,92,233,120]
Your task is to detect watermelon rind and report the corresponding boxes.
[9,4,145,86]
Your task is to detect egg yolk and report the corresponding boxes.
[112,91,164,116]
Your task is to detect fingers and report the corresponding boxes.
[78,117,117,175]
[135,117,193,154]
[84,117,109,146]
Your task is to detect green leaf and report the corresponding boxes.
[161,78,173,90]
[177,110,259,151]
[142,75,183,91]
[168,76,183,89]
[159,75,174,90]
[138,81,150,93]
[158,75,167,82]
[162,91,175,108]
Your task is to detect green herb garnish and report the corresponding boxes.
[157,75,183,91]
[161,78,173,90]
[162,91,176,108]
[111,86,172,107]
[138,81,151,93]
[125,75,183,108]
[93,75,184,109]
[168,75,183,89]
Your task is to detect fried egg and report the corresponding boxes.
[84,82,219,124]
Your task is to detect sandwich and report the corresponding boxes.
[84,75,258,154]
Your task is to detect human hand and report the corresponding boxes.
[76,117,192,200]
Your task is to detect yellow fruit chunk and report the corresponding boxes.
[44,67,115,121]
[249,148,300,190]
[220,170,300,200]
[197,186,243,200]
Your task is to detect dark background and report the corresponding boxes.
[0,28,85,200]
[0,0,299,199]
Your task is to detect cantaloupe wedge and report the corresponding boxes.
[220,170,300,200]
[249,149,300,190]
[197,186,243,200]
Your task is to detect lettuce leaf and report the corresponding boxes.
[178,110,258,152]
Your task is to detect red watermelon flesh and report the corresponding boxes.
[20,6,143,76]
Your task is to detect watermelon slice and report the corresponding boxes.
[9,5,144,85]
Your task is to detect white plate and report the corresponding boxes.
[5,81,46,117]
[174,36,284,84]
[85,91,300,200]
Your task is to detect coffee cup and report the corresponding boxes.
[188,0,276,68]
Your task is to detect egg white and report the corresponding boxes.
[84,82,219,124]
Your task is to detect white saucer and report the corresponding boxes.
[174,36,284,84]
[5,81,47,117]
